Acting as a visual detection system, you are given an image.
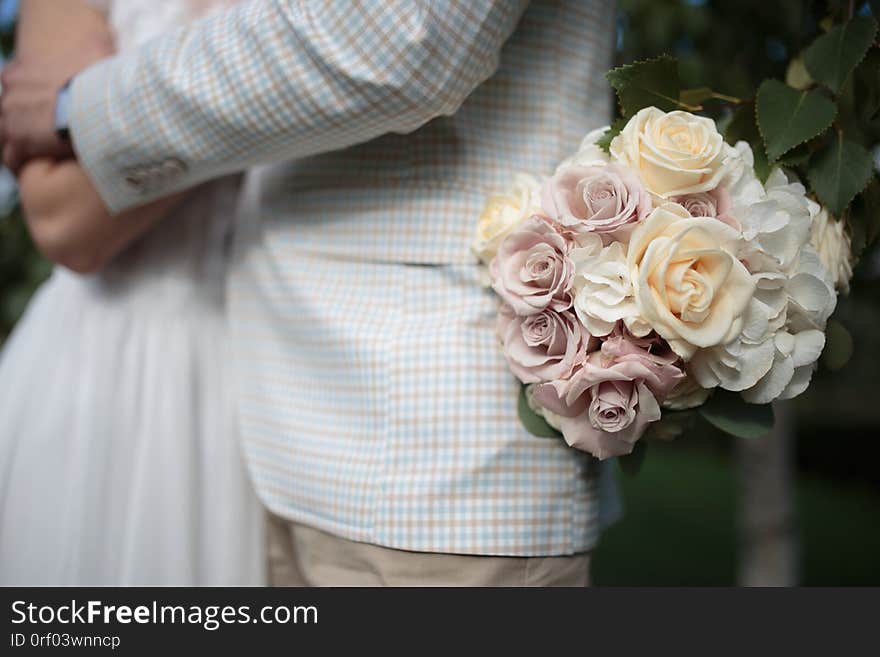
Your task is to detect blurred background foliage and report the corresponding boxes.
[0,0,48,345]
[593,0,880,585]
[0,0,877,584]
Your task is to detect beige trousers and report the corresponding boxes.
[266,513,591,587]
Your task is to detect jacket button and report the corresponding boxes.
[124,171,144,189]
[161,157,187,176]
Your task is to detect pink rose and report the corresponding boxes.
[541,164,651,241]
[490,216,573,315]
[673,186,740,230]
[598,331,683,399]
[531,333,684,459]
[498,304,592,384]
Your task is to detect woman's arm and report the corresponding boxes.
[15,0,185,274]
[19,160,184,273]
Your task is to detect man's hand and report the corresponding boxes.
[0,60,73,173]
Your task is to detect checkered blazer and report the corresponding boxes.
[71,0,620,556]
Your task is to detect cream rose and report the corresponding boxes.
[472,174,541,265]
[610,107,729,198]
[627,203,755,360]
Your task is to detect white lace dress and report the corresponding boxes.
[0,0,264,585]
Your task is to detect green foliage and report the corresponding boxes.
[724,101,770,180]
[807,132,874,216]
[649,409,697,440]
[605,55,684,117]
[517,386,562,439]
[803,16,878,94]
[678,86,714,107]
[849,179,880,258]
[0,211,51,344]
[852,49,880,141]
[619,439,647,476]
[0,25,51,346]
[613,0,880,225]
[596,118,626,154]
[698,390,775,439]
[756,80,836,162]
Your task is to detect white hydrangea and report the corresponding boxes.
[688,145,838,404]
[737,168,813,273]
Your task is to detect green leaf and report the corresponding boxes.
[756,79,836,162]
[861,178,880,246]
[606,55,682,117]
[517,386,562,439]
[849,178,880,256]
[618,439,647,477]
[807,132,874,216]
[724,101,771,181]
[698,390,774,439]
[643,409,696,441]
[853,49,880,140]
[595,118,627,154]
[776,142,813,168]
[803,16,878,94]
[822,319,854,371]
[679,86,714,107]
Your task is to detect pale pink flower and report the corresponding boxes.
[673,186,740,230]
[531,332,683,459]
[498,305,592,384]
[490,216,573,315]
[541,164,651,242]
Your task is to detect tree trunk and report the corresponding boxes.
[736,401,799,586]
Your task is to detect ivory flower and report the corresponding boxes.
[571,241,650,337]
[490,216,574,316]
[610,107,730,198]
[626,203,755,360]
[472,174,542,264]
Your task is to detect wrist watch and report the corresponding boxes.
[54,79,73,144]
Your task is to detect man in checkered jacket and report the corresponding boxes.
[1,0,620,586]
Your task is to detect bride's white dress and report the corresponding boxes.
[0,0,264,585]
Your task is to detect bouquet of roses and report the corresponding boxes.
[473,15,878,459]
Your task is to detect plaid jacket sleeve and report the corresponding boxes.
[69,0,529,213]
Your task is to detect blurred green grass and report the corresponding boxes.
[593,442,880,586]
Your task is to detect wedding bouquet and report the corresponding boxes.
[474,15,878,459]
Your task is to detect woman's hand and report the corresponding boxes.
[20,158,185,274]
[11,0,186,274]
